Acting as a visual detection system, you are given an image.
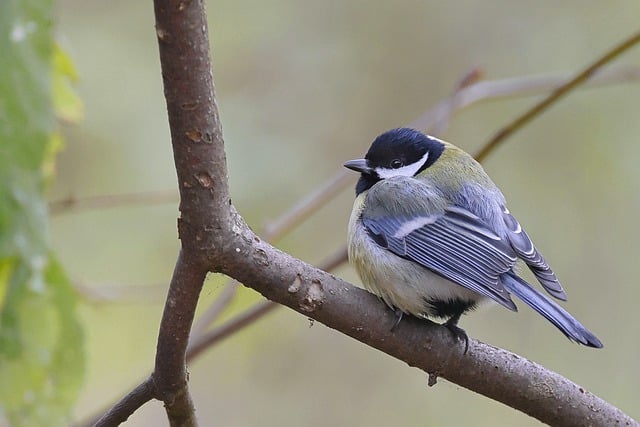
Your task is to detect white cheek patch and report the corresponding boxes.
[375,150,430,179]
[393,215,439,239]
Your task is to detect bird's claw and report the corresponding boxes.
[443,319,469,354]
[390,308,404,331]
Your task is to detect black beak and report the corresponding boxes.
[343,158,371,174]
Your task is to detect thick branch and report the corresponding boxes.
[222,215,635,426]
[151,0,228,425]
[153,0,230,255]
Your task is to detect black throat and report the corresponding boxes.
[355,174,380,196]
[352,128,445,196]
[353,141,443,196]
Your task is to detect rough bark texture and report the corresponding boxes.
[152,0,229,425]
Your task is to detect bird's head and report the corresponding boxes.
[344,128,445,195]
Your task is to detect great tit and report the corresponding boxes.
[345,127,602,350]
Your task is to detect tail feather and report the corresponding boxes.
[501,272,603,348]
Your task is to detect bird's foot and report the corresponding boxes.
[443,317,469,354]
[390,308,404,332]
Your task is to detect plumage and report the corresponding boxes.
[346,127,602,349]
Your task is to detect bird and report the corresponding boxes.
[345,127,602,351]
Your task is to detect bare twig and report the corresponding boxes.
[74,281,166,303]
[475,31,640,161]
[315,245,349,273]
[93,377,155,427]
[263,171,354,239]
[187,300,277,361]
[429,67,484,135]
[190,280,240,337]
[48,190,177,216]
[411,62,640,133]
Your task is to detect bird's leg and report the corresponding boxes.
[390,307,404,331]
[443,313,469,354]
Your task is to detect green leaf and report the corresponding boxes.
[53,43,84,124]
[0,256,84,427]
[0,0,55,171]
[0,0,85,425]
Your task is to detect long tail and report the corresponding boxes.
[501,272,603,348]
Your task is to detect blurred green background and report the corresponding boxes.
[50,1,640,425]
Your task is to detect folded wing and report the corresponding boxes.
[363,205,518,311]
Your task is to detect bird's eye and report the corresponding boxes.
[390,159,403,169]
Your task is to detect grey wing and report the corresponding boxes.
[501,206,567,300]
[363,205,518,311]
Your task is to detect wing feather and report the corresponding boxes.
[363,205,518,310]
[501,206,567,300]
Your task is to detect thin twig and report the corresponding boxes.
[263,171,353,239]
[92,377,156,427]
[315,246,349,272]
[411,63,640,134]
[475,31,640,161]
[190,280,240,337]
[48,190,177,216]
[74,281,166,303]
[187,300,277,361]
[429,67,484,135]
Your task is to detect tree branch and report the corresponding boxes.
[48,190,176,216]
[93,378,156,427]
[222,218,634,426]
[410,62,640,134]
[151,0,229,425]
[475,30,640,161]
[186,245,349,361]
